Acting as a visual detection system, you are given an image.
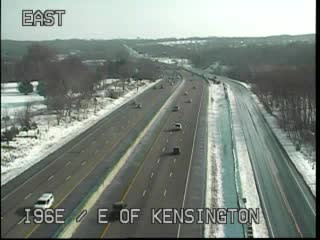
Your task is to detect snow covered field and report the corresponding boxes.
[157,39,207,46]
[205,83,225,238]
[150,56,192,68]
[227,86,269,238]
[1,81,46,117]
[1,79,161,185]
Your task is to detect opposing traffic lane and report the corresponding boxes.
[225,78,315,237]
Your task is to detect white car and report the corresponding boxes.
[34,193,54,209]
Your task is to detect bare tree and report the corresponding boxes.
[17,102,33,134]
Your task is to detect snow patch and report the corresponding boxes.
[205,83,225,238]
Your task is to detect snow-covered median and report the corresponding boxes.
[205,83,225,237]
[1,79,161,185]
[251,93,316,196]
[227,86,269,238]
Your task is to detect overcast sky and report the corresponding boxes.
[1,0,316,40]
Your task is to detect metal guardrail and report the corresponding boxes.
[224,86,248,238]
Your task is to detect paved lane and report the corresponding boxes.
[224,78,315,237]
[103,73,206,238]
[1,79,180,238]
[72,72,208,238]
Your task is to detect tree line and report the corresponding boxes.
[219,43,315,150]
[1,43,162,135]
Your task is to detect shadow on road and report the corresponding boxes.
[15,207,32,217]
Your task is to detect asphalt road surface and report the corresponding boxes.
[72,73,208,238]
[223,77,316,238]
[1,78,181,238]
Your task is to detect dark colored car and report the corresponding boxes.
[110,201,127,220]
[173,147,181,155]
[173,105,179,112]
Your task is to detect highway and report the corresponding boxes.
[1,64,315,238]
[72,72,208,238]
[222,77,316,237]
[1,78,181,238]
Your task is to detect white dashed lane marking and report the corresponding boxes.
[18,217,26,225]
[24,193,32,200]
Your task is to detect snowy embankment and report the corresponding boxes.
[205,83,224,238]
[1,79,161,185]
[250,93,316,196]
[227,86,269,238]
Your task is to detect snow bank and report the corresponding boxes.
[205,83,225,238]
[1,79,161,185]
[227,86,269,238]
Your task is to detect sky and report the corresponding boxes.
[1,0,316,41]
